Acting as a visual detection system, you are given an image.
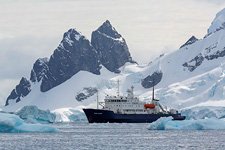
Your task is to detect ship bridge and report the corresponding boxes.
[102,86,164,114]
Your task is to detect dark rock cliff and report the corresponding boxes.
[5,77,31,106]
[91,20,133,73]
[40,29,101,92]
[141,71,163,88]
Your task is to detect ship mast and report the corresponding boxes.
[131,85,134,98]
[152,79,159,101]
[152,83,154,100]
[96,90,99,109]
[117,80,120,96]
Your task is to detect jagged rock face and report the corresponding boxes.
[5,77,31,106]
[5,21,135,106]
[30,58,49,83]
[205,47,225,60]
[91,20,133,73]
[40,29,101,92]
[180,36,198,48]
[183,53,204,72]
[183,44,225,72]
[141,71,163,88]
[76,87,98,101]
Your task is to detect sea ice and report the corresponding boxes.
[0,112,57,133]
[148,117,225,130]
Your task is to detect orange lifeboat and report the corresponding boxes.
[144,103,155,109]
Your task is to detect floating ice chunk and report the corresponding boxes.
[0,112,57,133]
[148,117,225,130]
[53,108,87,122]
[16,106,56,123]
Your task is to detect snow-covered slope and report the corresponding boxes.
[3,9,225,120]
[208,8,225,34]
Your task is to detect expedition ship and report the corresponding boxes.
[83,83,185,123]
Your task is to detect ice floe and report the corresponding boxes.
[0,112,57,133]
[148,117,225,130]
[16,105,56,123]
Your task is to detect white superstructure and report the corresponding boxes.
[99,86,177,115]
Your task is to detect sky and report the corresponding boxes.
[0,0,225,105]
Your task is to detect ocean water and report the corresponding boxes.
[0,123,225,150]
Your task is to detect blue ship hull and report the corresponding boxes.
[83,109,185,123]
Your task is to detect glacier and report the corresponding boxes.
[181,106,225,120]
[0,112,57,133]
[148,117,225,130]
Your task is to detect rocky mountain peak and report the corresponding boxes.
[40,29,101,92]
[30,58,49,83]
[5,77,31,106]
[180,36,198,48]
[63,28,82,41]
[5,21,135,107]
[91,20,133,73]
[96,20,122,39]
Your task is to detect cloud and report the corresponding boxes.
[0,36,60,79]
[0,79,19,106]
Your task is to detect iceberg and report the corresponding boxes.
[148,117,225,130]
[0,112,57,133]
[16,105,56,123]
[53,108,87,122]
